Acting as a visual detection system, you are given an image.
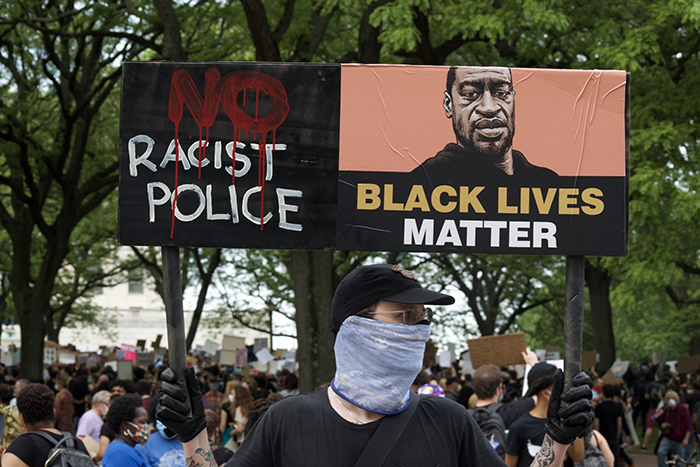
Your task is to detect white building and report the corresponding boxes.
[1,268,271,354]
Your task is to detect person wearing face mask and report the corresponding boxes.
[133,392,185,467]
[76,390,110,442]
[156,264,595,467]
[102,393,151,467]
[506,362,585,467]
[653,390,692,467]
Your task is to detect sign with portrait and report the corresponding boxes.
[119,63,628,256]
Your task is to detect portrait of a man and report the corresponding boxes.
[411,66,558,184]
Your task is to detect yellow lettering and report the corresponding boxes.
[520,187,530,214]
[532,188,557,214]
[357,183,380,210]
[498,187,518,214]
[404,185,430,212]
[383,184,404,211]
[558,188,579,215]
[581,188,604,215]
[431,185,457,213]
[459,186,485,213]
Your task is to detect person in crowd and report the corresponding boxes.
[653,390,692,467]
[205,409,220,450]
[473,351,538,429]
[575,426,615,467]
[506,362,584,467]
[444,376,461,402]
[2,383,90,467]
[53,373,75,434]
[456,373,476,410]
[0,383,19,446]
[224,386,253,451]
[110,379,136,396]
[135,380,152,408]
[593,384,623,466]
[203,379,224,411]
[76,389,110,441]
[69,366,92,433]
[102,393,151,467]
[240,377,258,402]
[157,264,594,467]
[136,417,184,467]
[8,379,29,408]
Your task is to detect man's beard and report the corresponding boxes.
[454,117,515,161]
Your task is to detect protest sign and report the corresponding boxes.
[467,333,527,369]
[119,63,628,257]
[676,355,700,374]
[581,350,598,371]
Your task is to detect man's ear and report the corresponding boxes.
[443,91,453,118]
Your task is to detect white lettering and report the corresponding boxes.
[173,184,205,222]
[129,135,157,177]
[404,218,434,245]
[533,222,557,248]
[160,139,191,170]
[188,141,211,168]
[509,221,531,248]
[242,186,272,225]
[147,182,170,222]
[206,185,230,221]
[436,220,461,246]
[276,188,302,231]
[483,221,508,247]
[459,220,483,246]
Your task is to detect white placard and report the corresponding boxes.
[59,352,76,365]
[203,339,219,355]
[255,347,274,365]
[439,350,452,368]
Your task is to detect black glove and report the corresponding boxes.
[156,367,207,443]
[544,370,594,445]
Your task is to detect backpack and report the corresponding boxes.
[0,405,22,446]
[574,431,607,467]
[28,430,93,467]
[468,403,507,459]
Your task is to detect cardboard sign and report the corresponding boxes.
[221,335,245,351]
[117,360,132,380]
[467,333,527,369]
[119,63,628,257]
[676,355,700,374]
[581,350,598,371]
[219,349,236,366]
[235,348,248,367]
[601,369,619,386]
[254,338,268,353]
[136,352,155,368]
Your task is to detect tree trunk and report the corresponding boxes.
[289,250,336,393]
[584,259,615,374]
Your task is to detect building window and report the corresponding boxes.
[128,270,143,294]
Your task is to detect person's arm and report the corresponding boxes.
[1,452,30,467]
[505,453,519,467]
[567,435,584,463]
[96,435,110,463]
[183,430,217,467]
[529,435,568,467]
[218,409,228,434]
[590,431,615,467]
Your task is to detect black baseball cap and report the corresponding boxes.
[330,264,455,333]
[526,361,557,396]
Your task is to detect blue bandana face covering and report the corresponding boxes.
[331,316,430,415]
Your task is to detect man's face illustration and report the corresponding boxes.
[445,67,515,159]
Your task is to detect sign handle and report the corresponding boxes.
[162,245,191,412]
[563,255,585,391]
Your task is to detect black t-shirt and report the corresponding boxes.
[69,377,90,416]
[100,421,115,440]
[6,429,90,467]
[506,413,546,467]
[496,398,536,429]
[594,400,623,442]
[227,386,504,467]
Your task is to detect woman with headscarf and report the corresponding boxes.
[102,393,151,467]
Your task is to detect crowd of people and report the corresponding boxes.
[0,360,297,466]
[0,351,695,466]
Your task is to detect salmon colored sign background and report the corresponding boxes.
[339,64,627,176]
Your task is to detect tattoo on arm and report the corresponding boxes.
[531,436,555,467]
[185,447,217,467]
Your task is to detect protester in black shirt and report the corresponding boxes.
[2,383,90,467]
[594,384,623,466]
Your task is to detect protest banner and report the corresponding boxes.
[581,350,598,371]
[676,355,700,375]
[467,333,527,369]
[119,63,628,257]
